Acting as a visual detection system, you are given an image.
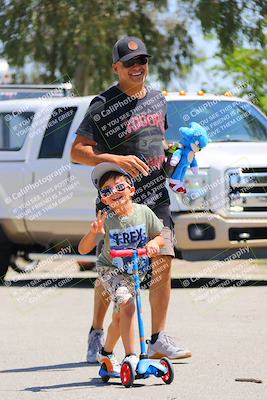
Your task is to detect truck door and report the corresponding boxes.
[63,103,99,243]
[24,105,82,246]
[0,106,36,243]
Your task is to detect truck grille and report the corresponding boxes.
[227,167,267,212]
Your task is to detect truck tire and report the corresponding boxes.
[174,248,182,259]
[0,249,11,281]
[78,261,95,271]
[11,256,39,273]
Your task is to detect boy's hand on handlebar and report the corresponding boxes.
[145,240,160,257]
[90,211,107,235]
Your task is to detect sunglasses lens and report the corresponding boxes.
[100,182,129,197]
[123,56,148,68]
[116,183,127,191]
[100,188,112,197]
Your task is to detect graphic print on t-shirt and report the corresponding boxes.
[124,126,165,170]
[109,223,149,274]
[77,85,170,208]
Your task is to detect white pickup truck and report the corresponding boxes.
[1,86,267,278]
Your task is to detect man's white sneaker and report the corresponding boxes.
[147,331,192,360]
[86,329,104,363]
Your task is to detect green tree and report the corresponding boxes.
[190,0,267,113]
[194,0,266,52]
[0,0,266,94]
[0,0,194,94]
[220,45,267,114]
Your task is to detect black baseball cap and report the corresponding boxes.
[112,36,151,63]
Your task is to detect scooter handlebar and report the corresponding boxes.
[110,248,147,258]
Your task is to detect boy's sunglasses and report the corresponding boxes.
[100,182,131,198]
[122,55,148,68]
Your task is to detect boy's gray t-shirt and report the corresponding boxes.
[97,203,164,274]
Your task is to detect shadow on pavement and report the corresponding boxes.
[1,277,267,289]
[23,379,104,392]
[171,277,267,288]
[23,379,163,392]
[0,361,89,374]
[1,360,189,375]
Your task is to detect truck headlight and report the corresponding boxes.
[182,169,209,210]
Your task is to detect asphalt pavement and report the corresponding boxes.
[1,259,267,400]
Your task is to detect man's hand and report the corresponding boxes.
[114,155,149,177]
[145,239,160,257]
[90,211,108,235]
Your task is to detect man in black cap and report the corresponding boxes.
[71,36,192,363]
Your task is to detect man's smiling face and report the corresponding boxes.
[113,56,148,86]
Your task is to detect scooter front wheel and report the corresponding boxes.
[121,361,135,388]
[160,357,174,384]
[100,363,110,383]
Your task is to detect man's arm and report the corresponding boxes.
[71,134,150,177]
[71,134,116,166]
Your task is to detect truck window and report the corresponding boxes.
[166,100,267,143]
[38,107,77,158]
[0,112,34,151]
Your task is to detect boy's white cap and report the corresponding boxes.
[91,162,133,189]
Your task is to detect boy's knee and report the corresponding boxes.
[115,286,132,304]
[112,311,120,325]
[120,298,135,316]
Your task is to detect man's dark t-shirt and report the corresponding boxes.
[76,84,170,210]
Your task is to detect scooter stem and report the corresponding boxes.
[132,250,147,357]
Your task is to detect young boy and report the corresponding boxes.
[78,162,164,373]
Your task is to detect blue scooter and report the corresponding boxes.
[99,248,174,388]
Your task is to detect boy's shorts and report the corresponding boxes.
[96,266,136,312]
[150,203,175,257]
[158,225,175,257]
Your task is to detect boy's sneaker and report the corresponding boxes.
[147,331,192,360]
[97,351,121,374]
[123,354,139,372]
[86,329,104,363]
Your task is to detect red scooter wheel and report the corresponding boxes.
[121,361,135,388]
[160,358,174,384]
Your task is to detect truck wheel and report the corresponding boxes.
[78,261,95,271]
[174,248,182,259]
[0,249,11,281]
[10,252,39,274]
